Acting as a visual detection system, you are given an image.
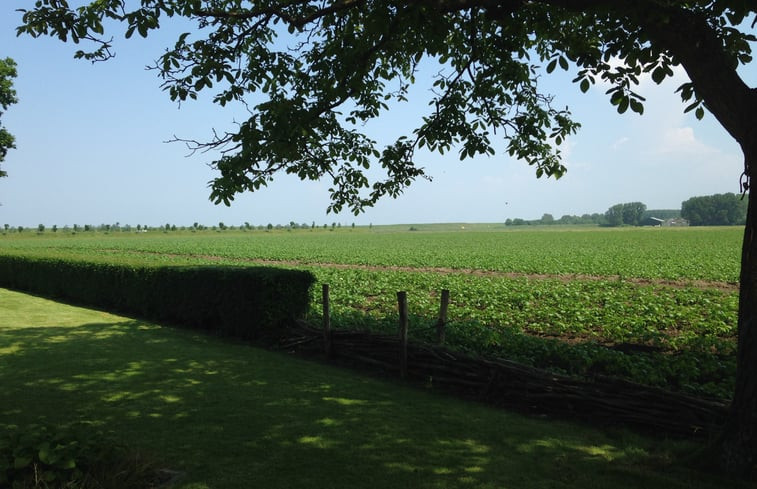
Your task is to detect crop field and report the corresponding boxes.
[0,225,743,399]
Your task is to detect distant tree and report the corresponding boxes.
[37,224,44,233]
[16,226,22,233]
[83,225,91,232]
[51,224,57,233]
[604,202,646,226]
[622,202,647,226]
[0,57,17,178]
[604,204,624,227]
[4,224,8,232]
[137,224,142,231]
[171,224,177,231]
[311,221,315,229]
[643,209,681,221]
[352,222,356,229]
[540,213,554,224]
[681,193,748,226]
[266,223,273,230]
[218,221,226,230]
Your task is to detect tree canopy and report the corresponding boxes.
[682,192,748,225]
[604,201,647,226]
[0,57,18,178]
[15,1,755,213]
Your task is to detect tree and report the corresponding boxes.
[604,203,625,227]
[605,202,647,226]
[682,193,748,226]
[14,0,757,475]
[0,57,18,178]
[621,202,647,226]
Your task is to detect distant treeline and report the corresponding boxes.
[681,193,747,226]
[2,221,360,234]
[505,213,608,226]
[506,192,747,227]
[505,202,682,227]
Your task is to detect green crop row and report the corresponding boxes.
[301,267,736,399]
[0,226,742,281]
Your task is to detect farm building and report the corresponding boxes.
[662,218,689,227]
[642,217,689,227]
[643,217,665,227]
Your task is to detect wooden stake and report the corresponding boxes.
[322,284,332,358]
[436,289,450,345]
[397,291,408,379]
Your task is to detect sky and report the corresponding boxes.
[0,5,754,228]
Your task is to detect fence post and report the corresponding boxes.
[397,291,408,379]
[322,284,332,358]
[436,289,450,345]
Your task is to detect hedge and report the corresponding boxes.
[0,255,315,341]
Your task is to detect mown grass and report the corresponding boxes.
[0,288,751,489]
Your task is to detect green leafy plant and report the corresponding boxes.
[0,423,167,489]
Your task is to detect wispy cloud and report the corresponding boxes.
[611,136,630,150]
[656,126,717,156]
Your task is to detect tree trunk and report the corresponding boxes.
[631,6,757,475]
[719,142,757,478]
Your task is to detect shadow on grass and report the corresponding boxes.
[0,320,742,489]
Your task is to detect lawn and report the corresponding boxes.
[0,288,750,488]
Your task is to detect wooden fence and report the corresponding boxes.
[280,285,728,439]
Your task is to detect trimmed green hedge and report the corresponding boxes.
[0,255,315,341]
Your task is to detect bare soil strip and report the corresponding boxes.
[105,249,739,291]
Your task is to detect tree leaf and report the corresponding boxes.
[630,98,644,115]
[617,97,629,114]
[651,66,666,84]
[14,456,32,470]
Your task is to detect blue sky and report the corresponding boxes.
[0,5,754,228]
